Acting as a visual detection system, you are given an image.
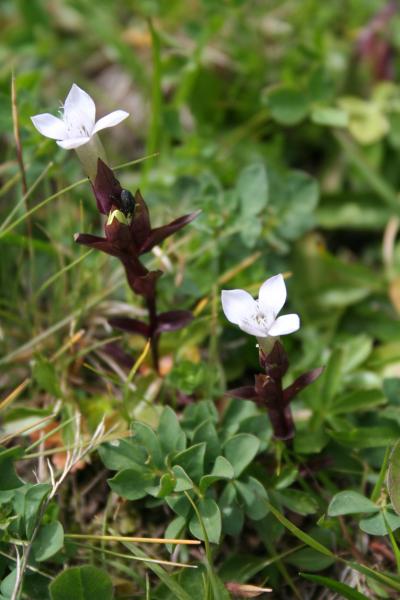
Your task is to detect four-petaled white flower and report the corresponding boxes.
[221,274,300,338]
[31,83,129,149]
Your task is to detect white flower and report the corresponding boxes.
[31,83,129,150]
[221,274,300,338]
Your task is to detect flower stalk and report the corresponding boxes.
[75,159,199,372]
[74,134,107,181]
[222,275,322,442]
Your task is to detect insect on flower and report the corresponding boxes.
[119,189,136,217]
[221,274,300,338]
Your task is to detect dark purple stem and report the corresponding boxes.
[257,343,295,443]
[146,295,160,373]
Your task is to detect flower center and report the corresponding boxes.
[252,302,274,331]
[62,108,92,139]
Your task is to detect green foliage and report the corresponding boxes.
[31,356,62,398]
[388,439,400,515]
[2,0,400,597]
[328,491,378,516]
[266,86,309,126]
[327,489,400,536]
[32,521,64,562]
[300,573,370,599]
[49,566,114,600]
[100,403,268,544]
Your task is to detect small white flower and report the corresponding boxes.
[221,274,300,338]
[31,83,129,149]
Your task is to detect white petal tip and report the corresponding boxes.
[31,113,67,140]
[92,110,130,134]
[268,314,300,337]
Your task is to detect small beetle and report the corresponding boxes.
[120,189,136,217]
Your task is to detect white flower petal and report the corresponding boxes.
[63,83,96,133]
[57,136,91,149]
[31,113,67,140]
[268,314,300,337]
[221,289,256,325]
[238,318,268,337]
[92,110,130,134]
[258,274,287,319]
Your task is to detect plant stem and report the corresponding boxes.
[371,445,391,502]
[11,497,48,600]
[146,295,160,373]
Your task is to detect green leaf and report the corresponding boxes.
[189,498,222,544]
[146,473,176,499]
[287,548,335,571]
[183,401,218,432]
[277,489,319,516]
[237,163,268,217]
[300,573,369,599]
[332,389,386,415]
[164,515,186,552]
[0,569,16,598]
[239,217,262,249]
[269,169,319,242]
[267,86,309,125]
[319,348,343,412]
[132,422,163,468]
[122,542,192,600]
[388,440,400,515]
[236,477,269,520]
[157,407,186,455]
[330,425,400,448]
[359,510,400,535]
[341,335,373,373]
[50,566,114,600]
[32,356,61,397]
[171,466,193,492]
[108,468,155,500]
[222,399,258,435]
[219,483,244,536]
[224,434,260,477]
[238,414,272,451]
[166,494,192,518]
[171,567,212,599]
[98,439,148,471]
[32,521,64,561]
[328,491,378,517]
[383,378,400,405]
[266,501,334,557]
[172,443,206,482]
[0,447,23,491]
[192,420,221,465]
[294,428,329,454]
[199,456,234,493]
[273,466,299,490]
[310,106,348,128]
[24,483,51,538]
